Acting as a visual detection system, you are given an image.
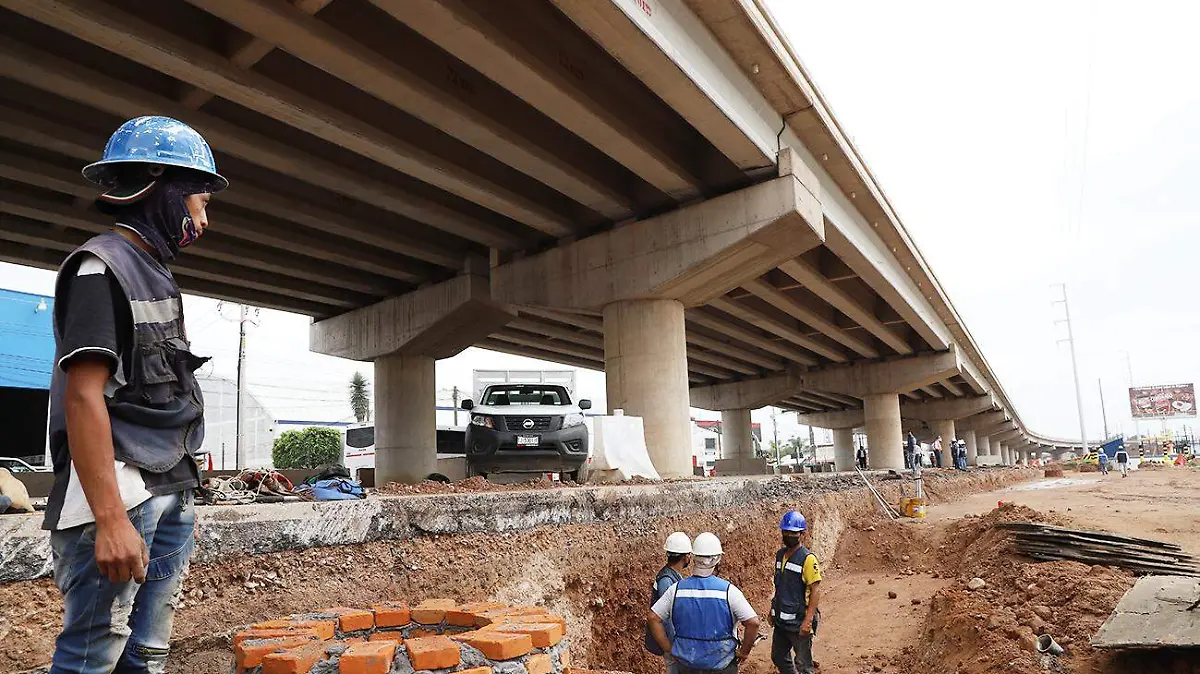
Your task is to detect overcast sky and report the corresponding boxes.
[3,0,1197,444]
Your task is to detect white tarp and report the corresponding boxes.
[588,411,660,482]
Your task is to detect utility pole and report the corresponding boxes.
[219,302,259,470]
[452,386,460,426]
[1122,351,1141,441]
[1052,284,1089,455]
[1097,378,1109,439]
[771,407,780,468]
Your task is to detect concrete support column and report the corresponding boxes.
[832,428,855,472]
[864,393,903,469]
[1000,444,1009,465]
[721,408,753,463]
[604,299,692,477]
[977,434,992,462]
[962,429,978,466]
[374,354,436,484]
[932,419,956,468]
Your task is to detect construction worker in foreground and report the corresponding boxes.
[646,532,694,673]
[648,533,760,674]
[769,511,822,674]
[45,116,224,673]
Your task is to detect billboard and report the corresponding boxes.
[1129,384,1197,419]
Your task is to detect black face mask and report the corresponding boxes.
[782,533,802,549]
[98,171,211,262]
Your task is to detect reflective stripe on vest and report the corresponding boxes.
[670,575,737,671]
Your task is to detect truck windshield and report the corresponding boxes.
[484,385,571,406]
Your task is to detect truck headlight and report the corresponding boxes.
[562,413,585,428]
[471,415,494,429]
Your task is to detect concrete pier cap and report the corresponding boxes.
[491,169,827,477]
[311,273,517,484]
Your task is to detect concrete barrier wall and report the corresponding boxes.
[0,470,1032,583]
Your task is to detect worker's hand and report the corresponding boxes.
[94,516,149,584]
[800,620,813,636]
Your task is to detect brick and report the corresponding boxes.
[410,628,439,639]
[253,619,337,640]
[412,598,457,625]
[319,607,375,632]
[233,628,320,647]
[371,601,411,628]
[559,648,571,671]
[463,632,533,660]
[404,635,461,670]
[235,636,314,672]
[450,630,482,642]
[458,668,493,674]
[526,654,553,674]
[368,631,404,643]
[261,641,328,674]
[447,602,506,627]
[339,640,397,674]
[474,606,549,627]
[495,623,564,648]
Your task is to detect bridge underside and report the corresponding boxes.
[0,0,1086,480]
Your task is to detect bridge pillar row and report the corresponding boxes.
[720,408,758,475]
[832,428,856,472]
[932,419,956,468]
[977,433,992,461]
[603,299,693,477]
[962,429,979,466]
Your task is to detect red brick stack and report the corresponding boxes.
[231,599,625,674]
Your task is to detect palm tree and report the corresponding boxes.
[349,371,371,423]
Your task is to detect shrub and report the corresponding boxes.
[272,426,343,469]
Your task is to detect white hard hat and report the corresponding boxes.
[664,531,693,554]
[692,532,724,557]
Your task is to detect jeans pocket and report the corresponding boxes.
[146,536,194,582]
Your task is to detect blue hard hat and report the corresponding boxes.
[780,511,807,532]
[82,116,228,192]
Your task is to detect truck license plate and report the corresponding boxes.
[516,435,540,446]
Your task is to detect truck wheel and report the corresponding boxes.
[467,464,488,479]
[568,463,589,484]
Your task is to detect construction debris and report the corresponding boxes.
[1092,575,1200,649]
[999,522,1200,577]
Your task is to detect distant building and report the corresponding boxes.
[0,288,54,464]
[195,374,276,469]
[691,419,763,474]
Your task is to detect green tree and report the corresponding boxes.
[349,371,371,423]
[272,426,343,469]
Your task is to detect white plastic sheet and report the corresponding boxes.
[587,410,660,482]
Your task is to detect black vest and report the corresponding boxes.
[48,232,207,475]
[772,546,814,632]
[645,565,684,655]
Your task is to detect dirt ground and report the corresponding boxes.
[742,467,1200,674]
[3,468,1197,674]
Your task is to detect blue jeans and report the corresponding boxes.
[50,491,195,674]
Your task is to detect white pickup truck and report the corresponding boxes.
[461,383,591,481]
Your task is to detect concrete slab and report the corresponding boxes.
[1092,575,1200,649]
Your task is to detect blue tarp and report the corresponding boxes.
[0,288,55,390]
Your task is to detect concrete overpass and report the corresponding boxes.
[0,0,1093,482]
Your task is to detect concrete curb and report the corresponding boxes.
[0,470,1023,582]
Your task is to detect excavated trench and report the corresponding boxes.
[0,470,1035,674]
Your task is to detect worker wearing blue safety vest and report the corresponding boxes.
[646,532,694,674]
[769,511,823,674]
[648,533,761,674]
